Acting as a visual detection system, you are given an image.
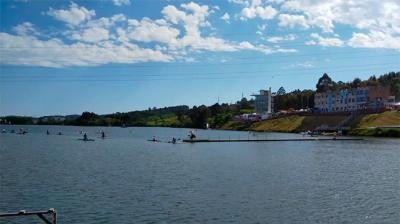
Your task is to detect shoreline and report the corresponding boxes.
[1,111,399,138]
[218,111,400,138]
[1,124,399,138]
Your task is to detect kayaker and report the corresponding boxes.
[189,131,196,140]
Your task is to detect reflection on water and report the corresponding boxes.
[1,125,399,223]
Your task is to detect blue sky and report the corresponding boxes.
[1,0,399,116]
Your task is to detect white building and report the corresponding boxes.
[252,87,273,118]
[314,86,392,112]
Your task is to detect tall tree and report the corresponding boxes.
[277,86,286,95]
[351,78,362,88]
[316,73,335,92]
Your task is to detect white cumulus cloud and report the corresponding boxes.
[46,2,95,26]
[0,32,172,68]
[12,22,40,36]
[1,1,299,68]
[281,0,396,33]
[70,27,110,43]
[266,34,297,43]
[221,13,230,23]
[125,18,180,44]
[348,31,400,49]
[278,14,309,29]
[112,0,131,6]
[160,2,292,54]
[306,33,344,47]
[240,1,277,20]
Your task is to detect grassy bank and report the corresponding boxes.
[220,116,305,132]
[348,111,400,137]
[352,111,400,128]
[348,128,400,137]
[220,111,400,137]
[249,115,305,132]
[246,115,348,133]
[220,121,252,131]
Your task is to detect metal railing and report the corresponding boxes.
[0,209,56,224]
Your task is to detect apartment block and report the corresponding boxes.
[314,86,392,112]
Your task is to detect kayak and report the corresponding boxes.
[167,141,183,144]
[147,139,161,142]
[78,138,95,141]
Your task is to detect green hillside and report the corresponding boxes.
[349,111,400,137]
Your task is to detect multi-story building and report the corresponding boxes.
[314,86,393,112]
[252,87,273,116]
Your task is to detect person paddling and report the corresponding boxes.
[188,130,196,140]
[83,133,88,141]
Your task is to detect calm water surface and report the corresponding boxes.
[0,125,399,223]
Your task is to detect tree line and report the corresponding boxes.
[1,71,398,128]
[316,71,400,99]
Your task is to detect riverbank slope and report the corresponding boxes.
[221,111,400,137]
[348,111,400,137]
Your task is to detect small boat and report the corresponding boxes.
[78,138,95,141]
[147,139,161,142]
[17,129,28,135]
[168,139,183,144]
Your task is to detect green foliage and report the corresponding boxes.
[277,86,286,95]
[189,105,210,128]
[316,71,399,98]
[3,71,398,131]
[74,112,99,126]
[349,128,400,137]
[37,117,63,125]
[316,73,335,92]
[274,89,314,111]
[377,71,400,100]
[0,116,34,125]
[220,120,251,131]
[238,97,253,110]
[352,111,400,128]
[250,115,305,132]
[210,113,233,128]
[239,109,253,114]
[350,78,362,88]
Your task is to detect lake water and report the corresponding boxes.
[0,125,399,224]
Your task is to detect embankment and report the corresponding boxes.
[220,111,400,137]
[349,111,400,137]
[222,114,347,133]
